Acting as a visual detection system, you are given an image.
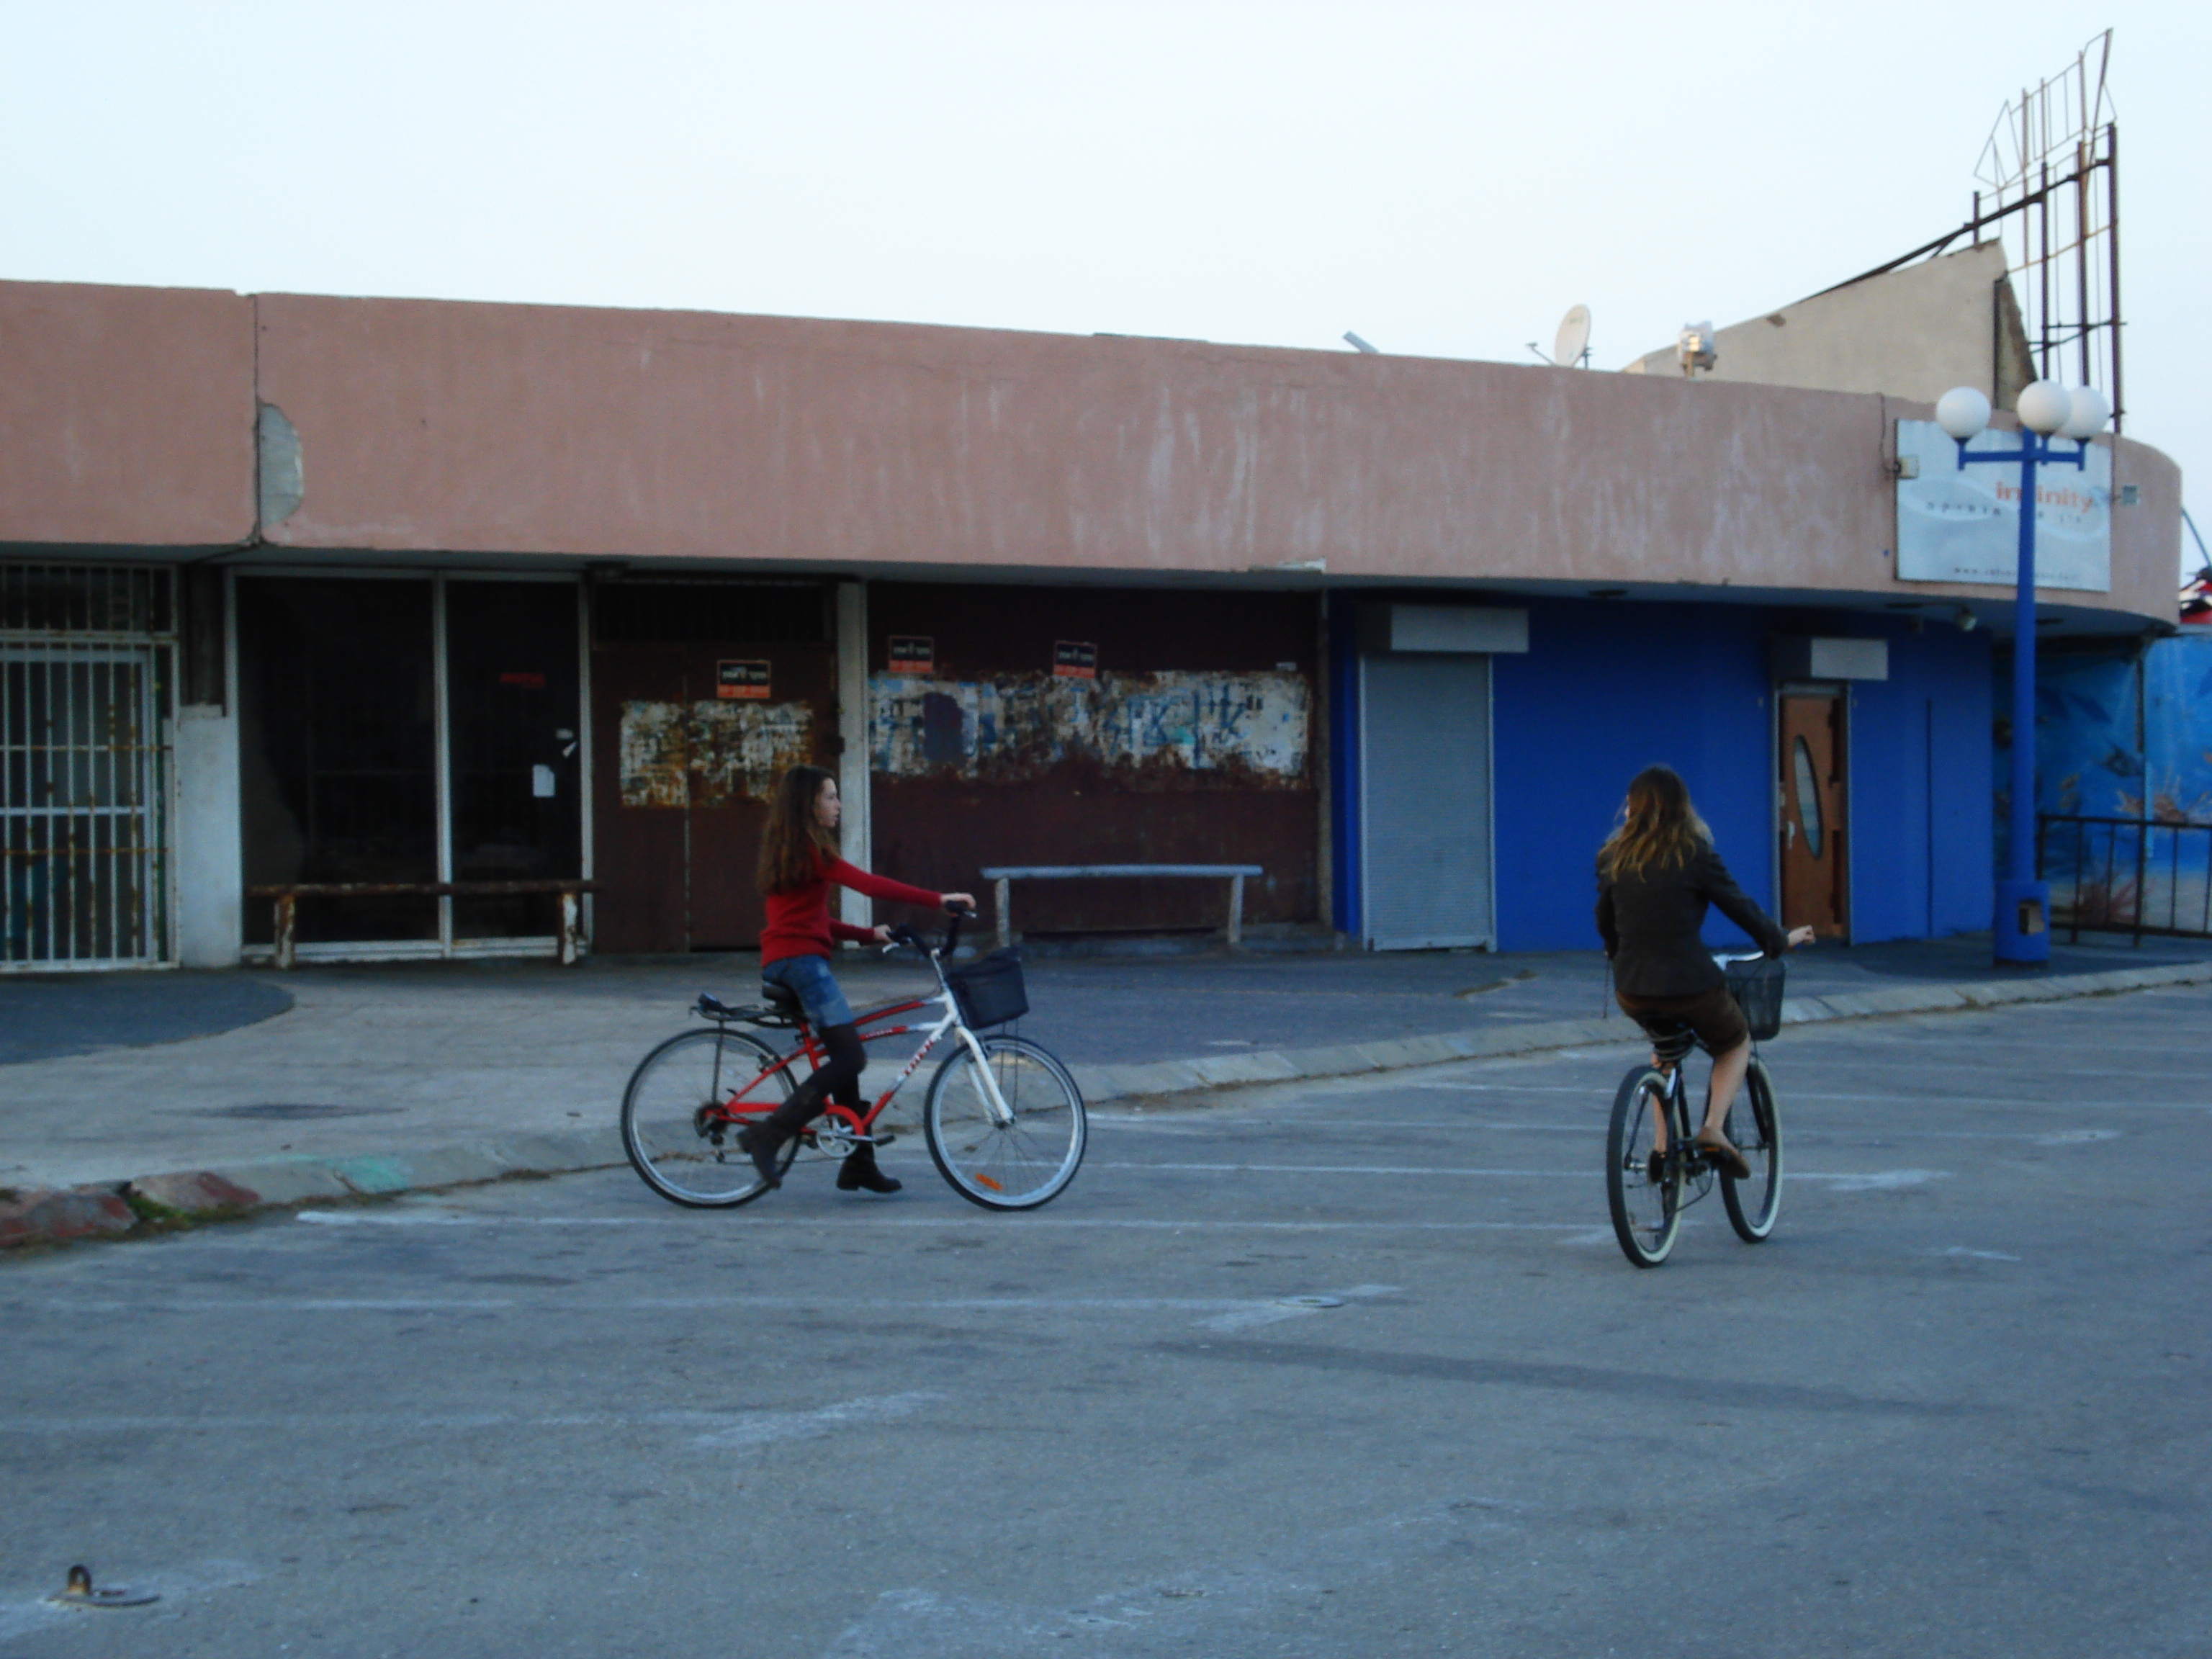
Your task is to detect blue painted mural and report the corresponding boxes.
[1997,633,2212,831]
[2006,629,2212,935]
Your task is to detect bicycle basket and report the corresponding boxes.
[1724,956,1786,1041]
[947,947,1029,1028]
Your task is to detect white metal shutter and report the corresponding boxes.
[1359,652,1493,950]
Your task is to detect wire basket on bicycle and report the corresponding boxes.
[1722,956,1786,1041]
[945,947,1028,1029]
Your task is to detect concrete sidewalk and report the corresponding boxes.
[4,935,2208,1246]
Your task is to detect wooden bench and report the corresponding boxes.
[977,865,1264,951]
[245,880,595,969]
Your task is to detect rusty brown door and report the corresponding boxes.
[1779,692,1847,938]
[590,582,838,953]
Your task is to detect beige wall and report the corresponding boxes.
[0,282,255,548]
[0,279,2180,629]
[1624,242,2036,406]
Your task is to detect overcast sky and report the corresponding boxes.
[4,1,2204,571]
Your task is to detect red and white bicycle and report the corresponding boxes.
[619,908,1085,1212]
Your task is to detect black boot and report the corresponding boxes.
[735,1121,789,1188]
[737,1089,821,1190]
[836,1141,902,1195]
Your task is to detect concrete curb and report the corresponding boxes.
[6,957,2208,1249]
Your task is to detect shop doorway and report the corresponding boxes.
[1359,652,1494,950]
[1,565,175,969]
[235,574,583,958]
[1778,690,1848,938]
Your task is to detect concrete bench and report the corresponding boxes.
[245,880,595,968]
[978,865,1264,951]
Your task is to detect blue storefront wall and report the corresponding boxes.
[1331,595,1992,950]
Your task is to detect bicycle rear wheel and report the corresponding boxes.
[1606,1065,1683,1268]
[924,1035,1086,1210]
[1721,1056,1783,1243]
[621,1028,799,1207]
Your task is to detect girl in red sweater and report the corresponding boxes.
[739,764,973,1194]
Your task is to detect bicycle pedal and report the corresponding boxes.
[866,1133,897,1148]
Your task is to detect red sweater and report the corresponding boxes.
[760,855,943,966]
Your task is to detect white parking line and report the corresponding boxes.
[0,1393,944,1442]
[1091,1161,1581,1177]
[1406,1079,2205,1112]
[289,1210,1597,1233]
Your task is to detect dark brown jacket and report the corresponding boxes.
[1595,844,1789,997]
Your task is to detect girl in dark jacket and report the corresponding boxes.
[1596,765,1812,1177]
[739,764,974,1194]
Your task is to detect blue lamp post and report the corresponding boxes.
[1934,379,2113,966]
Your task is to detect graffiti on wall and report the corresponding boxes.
[869,671,1309,786]
[619,699,815,808]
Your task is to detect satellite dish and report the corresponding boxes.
[1553,305,1591,369]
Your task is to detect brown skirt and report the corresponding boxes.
[1615,984,1749,1053]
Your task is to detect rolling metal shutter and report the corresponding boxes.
[1359,652,1493,950]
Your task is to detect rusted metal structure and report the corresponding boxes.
[589,577,840,952]
[866,583,1319,938]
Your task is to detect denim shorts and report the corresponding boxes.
[761,953,855,1030]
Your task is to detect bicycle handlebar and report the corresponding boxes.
[880,901,973,961]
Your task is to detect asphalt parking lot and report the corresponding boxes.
[4,985,2207,1657]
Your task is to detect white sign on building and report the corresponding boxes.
[1895,418,2110,593]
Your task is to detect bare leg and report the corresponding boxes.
[1650,1054,1671,1150]
[1701,1038,1750,1140]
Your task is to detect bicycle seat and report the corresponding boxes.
[759,981,804,1018]
[1632,1016,1700,1064]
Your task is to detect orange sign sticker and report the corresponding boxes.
[716,660,771,701]
[1053,640,1097,680]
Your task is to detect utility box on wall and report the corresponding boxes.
[1771,636,1888,682]
[1359,603,1529,656]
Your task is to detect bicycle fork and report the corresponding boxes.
[955,1025,1019,1127]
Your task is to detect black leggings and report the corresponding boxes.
[768,1022,866,1133]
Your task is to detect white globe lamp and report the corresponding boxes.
[2061,386,2111,441]
[1934,387,1991,442]
[2016,379,2072,436]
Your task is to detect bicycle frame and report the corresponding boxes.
[703,936,1016,1143]
[1639,950,1768,1192]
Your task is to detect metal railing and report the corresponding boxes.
[2038,813,2212,943]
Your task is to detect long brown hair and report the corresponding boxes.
[1598,765,1712,880]
[756,765,840,895]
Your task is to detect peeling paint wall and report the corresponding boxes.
[870,671,1308,786]
[618,699,814,807]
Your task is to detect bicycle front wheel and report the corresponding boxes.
[924,1035,1087,1210]
[621,1028,799,1208]
[1606,1065,1683,1268]
[1721,1056,1783,1243]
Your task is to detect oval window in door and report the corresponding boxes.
[1792,737,1825,858]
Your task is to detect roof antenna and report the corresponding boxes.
[1343,331,1379,354]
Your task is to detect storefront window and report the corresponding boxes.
[1792,736,1825,859]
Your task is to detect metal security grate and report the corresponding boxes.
[1,566,176,970]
